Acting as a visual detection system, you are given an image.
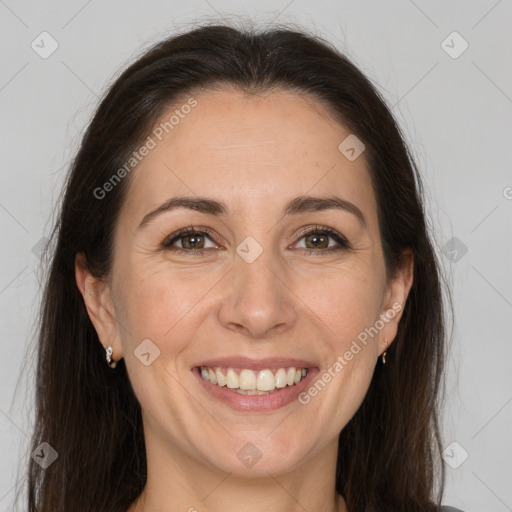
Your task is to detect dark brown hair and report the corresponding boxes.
[23,20,448,512]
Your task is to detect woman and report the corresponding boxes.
[26,22,463,512]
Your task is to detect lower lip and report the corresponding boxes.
[192,367,319,412]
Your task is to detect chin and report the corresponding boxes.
[199,438,308,477]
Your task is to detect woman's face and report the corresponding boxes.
[77,87,412,478]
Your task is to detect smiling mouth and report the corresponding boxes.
[198,366,309,395]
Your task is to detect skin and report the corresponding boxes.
[75,86,413,512]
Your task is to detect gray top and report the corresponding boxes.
[441,507,464,512]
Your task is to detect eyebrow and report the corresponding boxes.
[137,195,367,231]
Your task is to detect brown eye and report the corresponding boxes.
[304,232,330,249]
[293,226,351,253]
[161,227,219,253]
[179,233,206,250]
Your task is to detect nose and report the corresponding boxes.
[217,246,298,339]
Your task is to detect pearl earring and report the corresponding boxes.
[105,344,117,368]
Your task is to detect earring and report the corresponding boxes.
[105,344,117,369]
[381,338,388,365]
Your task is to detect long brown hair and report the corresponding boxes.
[22,21,448,512]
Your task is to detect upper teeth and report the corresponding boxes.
[200,366,307,392]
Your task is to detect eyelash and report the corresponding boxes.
[160,225,352,256]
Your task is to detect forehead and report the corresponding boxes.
[119,87,377,226]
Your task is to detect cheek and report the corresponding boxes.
[295,264,384,344]
[294,266,382,408]
[113,266,198,417]
[114,260,209,344]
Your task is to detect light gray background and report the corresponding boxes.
[1,1,511,511]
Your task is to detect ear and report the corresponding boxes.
[378,249,414,356]
[75,252,123,360]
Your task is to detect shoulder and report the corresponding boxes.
[441,506,465,512]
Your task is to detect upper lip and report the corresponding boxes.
[193,356,318,371]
